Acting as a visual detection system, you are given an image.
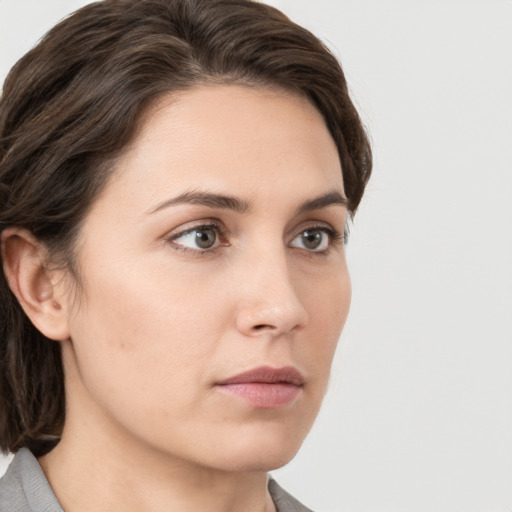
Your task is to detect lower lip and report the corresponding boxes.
[216,383,302,408]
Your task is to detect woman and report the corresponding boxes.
[0,0,371,510]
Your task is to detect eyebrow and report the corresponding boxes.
[148,189,348,215]
[294,190,348,215]
[149,190,251,214]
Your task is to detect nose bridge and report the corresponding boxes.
[235,240,308,336]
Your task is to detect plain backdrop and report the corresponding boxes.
[1,1,511,511]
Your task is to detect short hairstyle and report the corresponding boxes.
[0,0,372,456]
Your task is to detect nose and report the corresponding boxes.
[234,247,309,338]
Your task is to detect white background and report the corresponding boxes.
[1,1,511,511]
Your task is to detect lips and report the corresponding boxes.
[218,366,305,386]
[216,366,304,408]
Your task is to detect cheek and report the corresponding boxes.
[301,257,351,326]
[66,260,229,417]
[299,263,351,369]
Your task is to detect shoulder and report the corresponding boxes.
[0,448,63,512]
[268,477,314,512]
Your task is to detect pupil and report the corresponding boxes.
[195,229,216,249]
[302,230,322,249]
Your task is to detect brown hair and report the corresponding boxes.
[0,0,372,456]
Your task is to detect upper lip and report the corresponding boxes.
[217,366,305,386]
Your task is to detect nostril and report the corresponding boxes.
[253,324,273,331]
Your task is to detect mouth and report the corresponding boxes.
[215,366,304,408]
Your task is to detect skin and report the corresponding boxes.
[3,85,350,512]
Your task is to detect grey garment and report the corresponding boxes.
[0,448,313,512]
[0,449,63,512]
[267,478,314,512]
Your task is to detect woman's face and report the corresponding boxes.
[62,85,350,471]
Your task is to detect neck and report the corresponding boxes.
[39,429,275,512]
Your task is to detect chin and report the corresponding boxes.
[200,423,309,473]
[212,447,301,473]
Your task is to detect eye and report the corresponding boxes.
[169,224,222,251]
[290,227,333,252]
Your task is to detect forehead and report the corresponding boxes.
[104,84,344,210]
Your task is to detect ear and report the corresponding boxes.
[1,228,71,341]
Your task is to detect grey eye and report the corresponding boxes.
[290,229,329,252]
[173,227,219,250]
[194,228,217,249]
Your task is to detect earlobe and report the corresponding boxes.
[1,228,71,341]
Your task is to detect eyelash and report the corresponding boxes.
[166,222,227,255]
[166,221,347,255]
[293,224,346,252]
